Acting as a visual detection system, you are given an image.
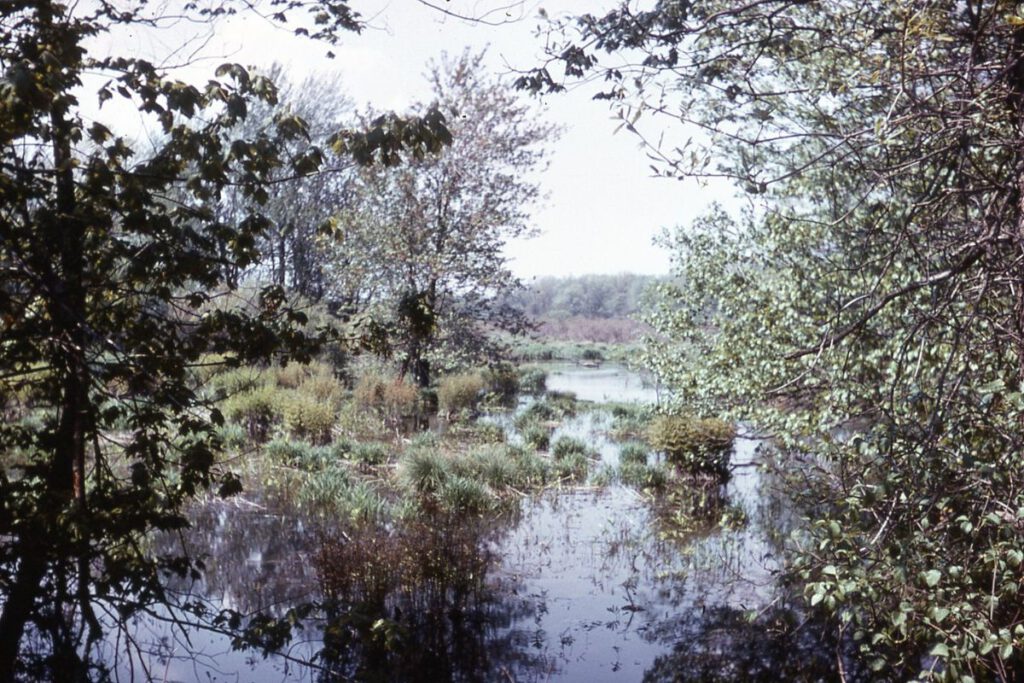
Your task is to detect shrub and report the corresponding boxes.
[647,415,735,477]
[517,366,547,395]
[581,348,604,361]
[302,374,346,408]
[437,372,486,416]
[619,442,649,466]
[481,364,519,401]
[353,371,387,411]
[382,380,419,418]
[282,393,336,445]
[223,385,282,442]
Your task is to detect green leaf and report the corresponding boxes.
[930,643,950,658]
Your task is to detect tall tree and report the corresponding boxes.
[0,2,448,678]
[327,50,557,385]
[525,1,1024,679]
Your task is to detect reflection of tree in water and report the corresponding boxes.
[316,512,554,683]
[155,498,321,617]
[642,606,859,683]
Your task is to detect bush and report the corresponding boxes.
[482,364,519,401]
[282,393,336,445]
[517,366,547,395]
[353,371,419,420]
[223,385,282,442]
[647,415,735,477]
[581,348,604,361]
[437,372,486,416]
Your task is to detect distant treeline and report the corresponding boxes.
[506,274,661,320]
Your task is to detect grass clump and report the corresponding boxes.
[551,435,589,460]
[437,372,486,417]
[399,450,451,495]
[619,442,649,466]
[647,414,735,477]
[619,461,669,491]
[298,466,352,511]
[264,438,330,470]
[438,476,495,514]
[519,421,550,451]
[552,451,589,482]
[481,364,519,402]
[349,442,389,467]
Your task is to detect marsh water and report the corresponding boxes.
[102,363,805,682]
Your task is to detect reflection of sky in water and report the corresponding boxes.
[101,364,785,682]
[543,362,660,404]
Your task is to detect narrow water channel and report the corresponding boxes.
[101,363,792,682]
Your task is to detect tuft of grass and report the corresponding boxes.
[619,461,669,491]
[438,475,495,514]
[519,421,550,451]
[589,464,616,488]
[552,451,589,482]
[399,449,451,495]
[619,442,649,466]
[349,442,389,467]
[264,438,331,470]
[298,466,352,511]
[551,435,589,460]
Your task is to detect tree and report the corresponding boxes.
[0,2,448,678]
[525,1,1024,679]
[326,50,557,386]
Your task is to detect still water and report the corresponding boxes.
[105,363,791,682]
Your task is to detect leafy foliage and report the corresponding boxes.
[531,0,1024,678]
[0,0,450,675]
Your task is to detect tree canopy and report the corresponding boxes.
[527,0,1024,679]
[0,1,449,677]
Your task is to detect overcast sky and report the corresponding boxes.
[98,1,735,280]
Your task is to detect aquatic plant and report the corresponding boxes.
[552,451,589,482]
[551,435,590,460]
[264,438,331,470]
[298,466,353,511]
[438,475,495,514]
[519,421,550,451]
[618,461,668,491]
[399,450,451,495]
[619,442,649,466]
[349,442,390,468]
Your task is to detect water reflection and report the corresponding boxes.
[91,363,836,682]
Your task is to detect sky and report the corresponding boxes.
[94,1,734,280]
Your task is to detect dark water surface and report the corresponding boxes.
[103,364,794,682]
